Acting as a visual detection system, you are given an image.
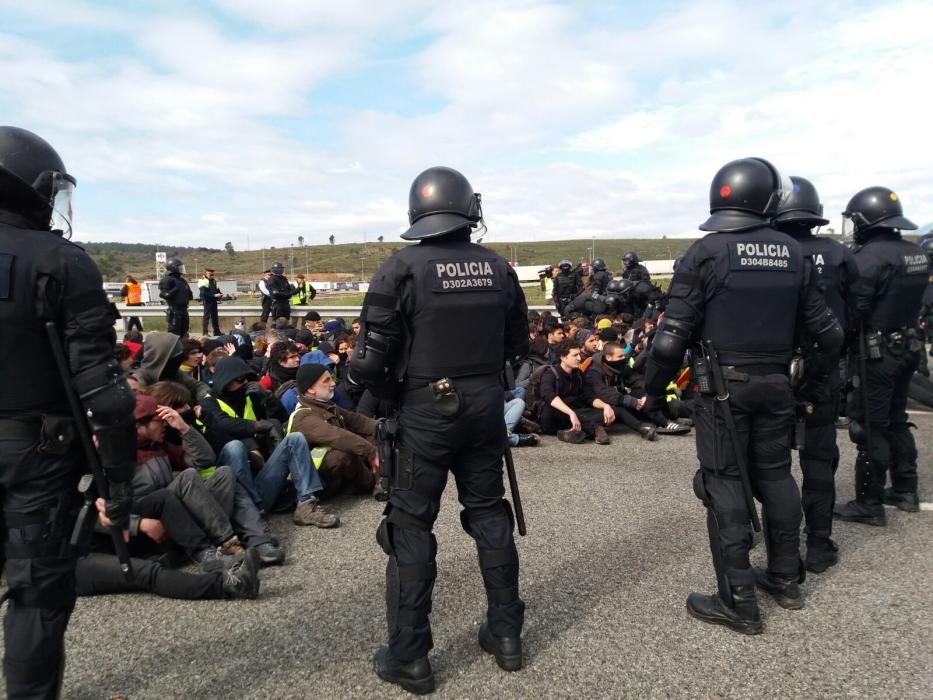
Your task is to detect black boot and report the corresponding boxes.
[805,536,839,574]
[883,487,920,513]
[478,623,523,672]
[373,646,435,695]
[833,500,886,526]
[752,566,804,610]
[638,425,658,441]
[686,587,763,635]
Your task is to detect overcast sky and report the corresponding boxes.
[2,0,931,247]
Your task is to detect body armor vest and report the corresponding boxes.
[554,272,577,299]
[794,234,851,330]
[857,237,929,331]
[591,270,611,295]
[699,228,803,367]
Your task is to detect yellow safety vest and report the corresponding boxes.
[286,406,331,470]
[192,418,217,478]
[291,282,307,306]
[215,396,257,422]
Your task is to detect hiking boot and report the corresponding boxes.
[255,541,286,566]
[373,480,389,502]
[806,537,839,574]
[220,535,245,557]
[515,434,540,447]
[638,425,658,441]
[656,421,691,435]
[833,500,886,526]
[556,429,586,444]
[222,547,261,599]
[594,425,612,445]
[883,488,920,513]
[196,546,242,574]
[752,566,804,610]
[518,417,542,434]
[686,588,763,635]
[293,498,340,528]
[373,646,435,695]
[478,623,523,672]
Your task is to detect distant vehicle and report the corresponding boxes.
[102,282,124,297]
[334,282,349,291]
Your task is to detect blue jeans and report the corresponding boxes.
[217,433,323,511]
[504,398,525,447]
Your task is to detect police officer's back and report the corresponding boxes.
[159,257,192,337]
[643,157,842,634]
[834,187,928,523]
[0,126,136,698]
[352,167,528,693]
[772,176,858,572]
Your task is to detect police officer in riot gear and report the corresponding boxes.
[0,126,136,698]
[589,258,611,294]
[622,250,651,282]
[266,261,295,321]
[352,166,528,694]
[772,176,858,572]
[834,187,928,524]
[552,259,579,316]
[642,157,843,634]
[563,258,612,318]
[159,257,192,337]
[920,236,933,346]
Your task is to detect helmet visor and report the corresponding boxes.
[49,174,76,237]
[764,171,795,215]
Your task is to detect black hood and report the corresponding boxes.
[211,356,256,395]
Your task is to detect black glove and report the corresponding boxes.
[254,419,276,434]
[245,381,265,397]
[105,480,134,530]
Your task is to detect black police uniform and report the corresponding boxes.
[643,158,842,633]
[159,266,192,337]
[920,237,933,344]
[552,269,579,316]
[266,270,293,321]
[0,126,136,699]
[199,274,221,336]
[353,167,528,692]
[838,227,928,517]
[622,263,651,283]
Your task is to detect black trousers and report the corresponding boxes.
[539,403,604,436]
[691,374,801,598]
[260,296,272,322]
[0,421,81,700]
[798,390,839,543]
[202,302,221,336]
[166,305,189,337]
[380,376,523,661]
[132,488,214,558]
[76,553,224,600]
[270,299,291,322]
[847,346,920,501]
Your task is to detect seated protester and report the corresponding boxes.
[122,330,144,362]
[199,356,289,459]
[527,310,542,341]
[301,310,323,337]
[249,321,267,341]
[577,330,599,361]
[536,340,613,444]
[114,343,134,371]
[543,317,566,365]
[148,381,286,566]
[258,341,301,394]
[287,363,386,500]
[278,348,353,413]
[138,331,207,401]
[202,347,229,386]
[597,326,620,351]
[294,328,315,355]
[505,394,538,447]
[180,338,204,381]
[516,334,550,389]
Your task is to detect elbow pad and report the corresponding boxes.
[73,361,137,482]
[349,330,398,389]
[649,317,693,370]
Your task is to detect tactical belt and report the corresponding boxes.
[881,327,922,352]
[0,418,42,439]
[721,364,788,382]
[403,384,440,405]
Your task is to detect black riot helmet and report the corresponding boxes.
[843,186,917,243]
[699,157,792,233]
[622,251,639,269]
[606,279,625,294]
[919,235,933,263]
[0,126,77,235]
[271,262,285,275]
[558,259,572,271]
[591,258,607,271]
[401,166,483,241]
[773,176,829,228]
[166,258,186,275]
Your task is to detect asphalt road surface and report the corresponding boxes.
[3,410,931,699]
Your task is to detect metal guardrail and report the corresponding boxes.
[116,304,559,318]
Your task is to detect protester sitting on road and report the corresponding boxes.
[535,340,610,444]
[180,338,204,381]
[505,395,539,448]
[258,341,301,394]
[286,363,387,501]
[114,343,134,371]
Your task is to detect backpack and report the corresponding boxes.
[524,364,559,420]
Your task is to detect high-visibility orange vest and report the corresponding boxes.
[126,282,142,305]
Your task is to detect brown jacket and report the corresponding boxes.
[288,395,377,458]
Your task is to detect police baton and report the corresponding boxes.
[504,446,527,536]
[44,322,134,579]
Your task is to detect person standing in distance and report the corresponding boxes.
[0,126,136,699]
[159,257,192,337]
[352,166,529,694]
[621,251,651,282]
[266,262,295,322]
[198,267,223,336]
[833,187,928,524]
[642,157,843,634]
[772,176,858,572]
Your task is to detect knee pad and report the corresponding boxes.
[460,499,513,537]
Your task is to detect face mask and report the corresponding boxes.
[227,385,247,399]
[604,358,627,371]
